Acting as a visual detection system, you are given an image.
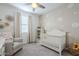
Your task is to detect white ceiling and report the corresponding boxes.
[10,3,63,15]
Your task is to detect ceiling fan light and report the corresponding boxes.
[32,3,38,8]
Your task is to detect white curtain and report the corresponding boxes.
[28,15,40,43]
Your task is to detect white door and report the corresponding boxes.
[21,15,29,44]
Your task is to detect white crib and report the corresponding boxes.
[40,29,66,56]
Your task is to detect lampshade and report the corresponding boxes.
[32,3,38,8]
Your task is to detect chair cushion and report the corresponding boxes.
[13,42,23,49]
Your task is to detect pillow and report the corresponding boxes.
[2,32,13,40]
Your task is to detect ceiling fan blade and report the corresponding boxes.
[37,3,45,9]
[25,3,31,5]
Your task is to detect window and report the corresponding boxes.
[21,16,28,33]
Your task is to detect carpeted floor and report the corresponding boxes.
[15,43,72,56]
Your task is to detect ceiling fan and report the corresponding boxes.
[25,3,46,12]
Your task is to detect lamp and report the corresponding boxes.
[32,3,38,8]
[73,42,79,50]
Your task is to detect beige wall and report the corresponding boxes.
[0,3,17,34]
[40,3,79,44]
[0,4,21,37]
[0,3,40,43]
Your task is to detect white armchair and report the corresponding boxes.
[1,32,23,56]
[5,38,23,56]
